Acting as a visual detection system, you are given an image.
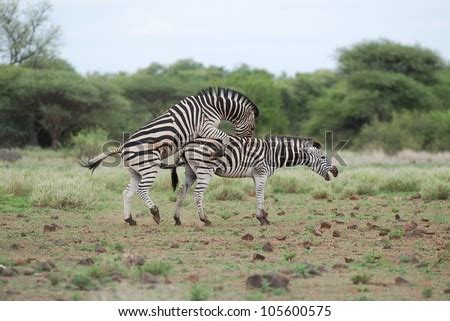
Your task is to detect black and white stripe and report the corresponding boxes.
[80,87,259,225]
[172,135,338,226]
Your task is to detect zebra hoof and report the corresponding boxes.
[257,217,270,225]
[125,217,137,226]
[174,217,182,226]
[202,219,212,226]
[150,206,160,224]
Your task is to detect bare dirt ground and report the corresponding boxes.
[1,191,449,300]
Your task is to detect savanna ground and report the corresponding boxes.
[0,149,449,301]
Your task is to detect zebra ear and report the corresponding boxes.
[313,141,322,149]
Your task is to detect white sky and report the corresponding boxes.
[49,0,450,75]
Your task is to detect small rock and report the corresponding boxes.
[275,235,287,241]
[50,215,59,219]
[22,267,35,276]
[314,228,323,236]
[241,233,254,241]
[332,263,347,270]
[170,242,180,248]
[20,232,26,237]
[141,272,159,284]
[421,218,429,222]
[123,255,145,266]
[301,241,313,249]
[394,214,401,221]
[77,258,95,266]
[186,274,199,283]
[246,273,290,290]
[111,275,122,283]
[277,211,285,216]
[332,230,341,237]
[379,229,390,236]
[443,288,450,294]
[0,265,17,277]
[320,222,332,229]
[403,221,418,232]
[332,220,345,224]
[36,260,55,272]
[349,195,359,200]
[262,242,273,252]
[95,243,107,253]
[11,243,19,250]
[398,254,419,264]
[43,224,56,232]
[406,230,424,238]
[344,257,354,263]
[253,253,265,261]
[353,205,360,210]
[395,276,409,285]
[279,268,294,275]
[347,223,358,230]
[54,239,67,246]
[367,222,379,230]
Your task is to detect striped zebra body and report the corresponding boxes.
[172,136,338,226]
[80,88,259,225]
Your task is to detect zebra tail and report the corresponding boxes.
[78,147,121,173]
[171,167,179,191]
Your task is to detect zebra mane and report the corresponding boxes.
[264,135,317,148]
[197,87,260,118]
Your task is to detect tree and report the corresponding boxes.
[338,40,444,85]
[0,0,60,65]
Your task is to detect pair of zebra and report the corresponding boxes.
[82,87,338,226]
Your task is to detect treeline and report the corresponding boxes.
[0,40,449,152]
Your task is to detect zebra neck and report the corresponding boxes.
[272,140,308,169]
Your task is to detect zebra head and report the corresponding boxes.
[304,141,338,181]
[234,109,257,138]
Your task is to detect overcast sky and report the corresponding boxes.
[50,0,450,75]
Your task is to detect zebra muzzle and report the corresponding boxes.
[325,166,338,181]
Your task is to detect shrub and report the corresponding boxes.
[71,273,95,290]
[190,284,209,301]
[211,186,245,201]
[389,228,404,239]
[421,182,449,200]
[269,176,306,194]
[70,128,108,157]
[30,176,97,210]
[351,273,371,285]
[141,261,171,276]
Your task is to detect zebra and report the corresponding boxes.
[80,87,259,226]
[171,135,338,226]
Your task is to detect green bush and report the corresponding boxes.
[421,182,449,200]
[70,128,108,157]
[141,261,172,276]
[71,273,95,290]
[190,284,209,301]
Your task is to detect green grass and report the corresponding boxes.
[71,273,96,290]
[190,284,209,301]
[140,261,172,276]
[389,228,404,239]
[351,274,372,285]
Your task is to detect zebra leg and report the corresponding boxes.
[136,162,162,224]
[193,170,214,226]
[254,175,270,225]
[173,164,196,225]
[123,169,141,226]
[199,124,229,158]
